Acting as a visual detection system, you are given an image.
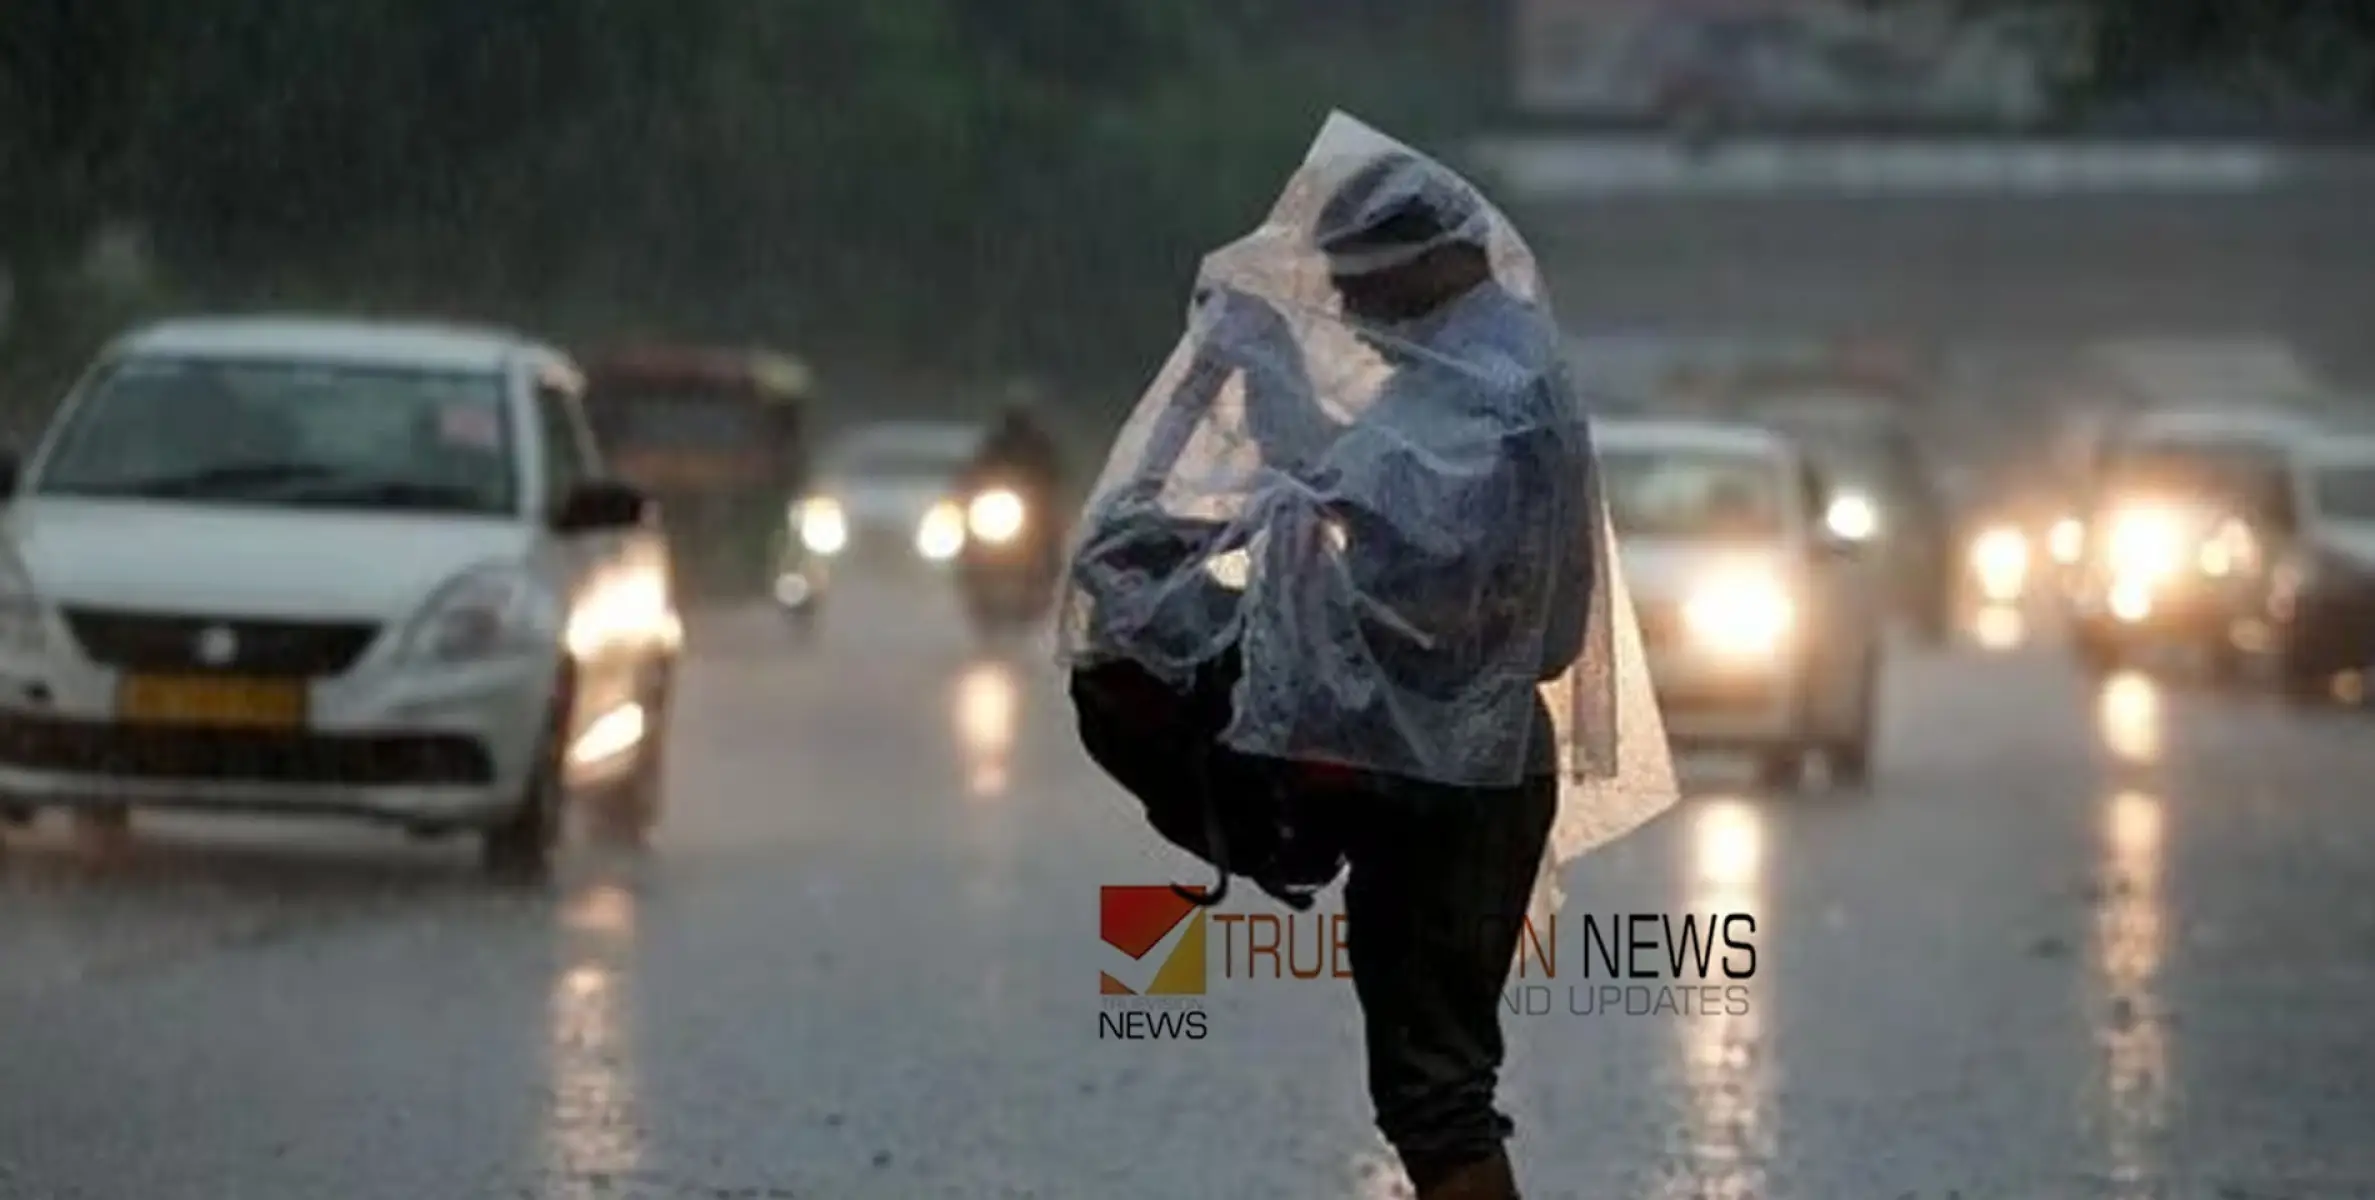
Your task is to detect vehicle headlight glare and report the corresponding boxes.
[798,498,848,556]
[1825,492,1880,541]
[1683,574,1795,656]
[2047,517,2085,566]
[917,501,966,561]
[1969,526,2030,601]
[2104,508,2184,583]
[966,488,1027,544]
[566,572,678,660]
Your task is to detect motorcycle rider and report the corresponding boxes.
[959,398,1070,606]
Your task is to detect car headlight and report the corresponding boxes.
[1683,572,1795,656]
[565,570,679,660]
[797,497,848,556]
[967,488,1027,544]
[917,501,966,561]
[399,564,557,664]
[1825,491,1880,541]
[0,552,46,657]
[1969,526,2030,600]
[2102,507,2185,583]
[2047,517,2085,566]
[2196,517,2259,579]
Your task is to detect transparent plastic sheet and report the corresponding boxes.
[1059,114,1677,874]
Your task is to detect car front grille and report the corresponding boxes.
[0,717,494,787]
[61,608,382,677]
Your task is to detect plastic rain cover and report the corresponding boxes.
[1059,114,1677,878]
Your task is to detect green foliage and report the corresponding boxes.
[0,1,1493,415]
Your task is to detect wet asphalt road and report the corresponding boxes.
[3,587,2374,1200]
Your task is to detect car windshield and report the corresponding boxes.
[825,429,978,484]
[2104,442,2286,509]
[34,357,516,515]
[1601,448,1789,540]
[597,390,770,451]
[2312,464,2375,521]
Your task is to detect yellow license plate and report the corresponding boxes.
[117,675,307,729]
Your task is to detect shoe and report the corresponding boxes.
[1413,1147,1519,1200]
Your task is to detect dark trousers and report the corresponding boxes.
[1071,662,1557,1184]
[1309,770,1557,1185]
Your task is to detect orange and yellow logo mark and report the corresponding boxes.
[1099,885,1208,995]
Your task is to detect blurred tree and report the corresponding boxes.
[0,0,1497,415]
[1912,0,2375,115]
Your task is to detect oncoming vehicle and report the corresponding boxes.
[2067,410,2316,679]
[581,346,812,602]
[1716,380,1955,644]
[777,421,982,635]
[0,318,682,877]
[2261,435,2375,700]
[1600,420,1884,789]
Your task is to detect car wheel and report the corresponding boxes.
[783,606,820,646]
[2276,634,2335,705]
[1827,656,1879,790]
[1755,747,1807,792]
[589,684,671,850]
[483,717,564,883]
[2202,634,2250,689]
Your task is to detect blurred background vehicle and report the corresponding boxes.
[2261,434,2375,700]
[1597,419,1883,790]
[1690,366,1958,645]
[2064,408,2318,681]
[581,347,813,604]
[777,420,982,639]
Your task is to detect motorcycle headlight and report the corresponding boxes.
[1683,571,1796,657]
[399,564,556,665]
[966,488,1027,544]
[916,501,966,561]
[1825,491,1880,542]
[0,551,47,658]
[796,497,848,556]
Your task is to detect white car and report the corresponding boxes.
[776,420,982,631]
[1599,419,1884,788]
[0,317,682,877]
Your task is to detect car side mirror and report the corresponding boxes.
[550,479,651,534]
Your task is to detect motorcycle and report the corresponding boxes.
[954,477,1063,642]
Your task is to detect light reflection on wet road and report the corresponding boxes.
[3,582,2374,1198]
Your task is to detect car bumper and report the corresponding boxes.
[0,652,551,828]
[1646,645,1798,747]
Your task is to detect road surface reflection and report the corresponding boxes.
[2097,673,2162,766]
[2096,789,2171,1196]
[1657,798,1773,1200]
[545,880,644,1197]
[955,660,1021,800]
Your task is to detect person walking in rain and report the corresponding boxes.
[1065,117,1655,1200]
